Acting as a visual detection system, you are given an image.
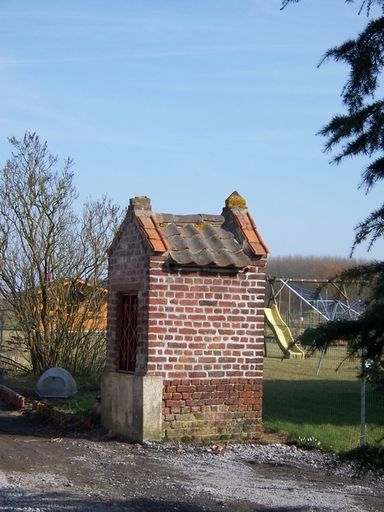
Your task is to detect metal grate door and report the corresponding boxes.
[118,294,138,372]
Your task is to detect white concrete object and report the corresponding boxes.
[36,367,77,398]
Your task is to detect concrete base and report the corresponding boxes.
[101,372,163,441]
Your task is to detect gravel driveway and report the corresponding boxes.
[0,404,383,512]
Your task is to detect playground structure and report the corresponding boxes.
[264,302,305,359]
[265,277,364,359]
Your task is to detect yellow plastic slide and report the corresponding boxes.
[264,303,305,360]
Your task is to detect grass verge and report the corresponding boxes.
[4,371,100,424]
[263,342,384,452]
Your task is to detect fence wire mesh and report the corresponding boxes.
[263,338,384,452]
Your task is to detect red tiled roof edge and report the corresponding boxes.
[135,213,168,253]
[246,211,269,256]
[232,211,269,257]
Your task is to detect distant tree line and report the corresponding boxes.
[267,255,368,280]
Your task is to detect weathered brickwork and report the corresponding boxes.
[106,208,151,374]
[146,260,266,380]
[0,384,25,409]
[145,259,266,439]
[105,194,267,440]
[162,378,263,440]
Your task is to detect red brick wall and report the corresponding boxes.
[106,210,151,374]
[0,385,25,409]
[162,378,262,440]
[147,258,266,440]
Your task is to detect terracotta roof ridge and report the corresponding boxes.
[151,214,170,251]
[154,213,223,225]
[245,211,269,255]
[227,209,269,257]
[135,213,168,253]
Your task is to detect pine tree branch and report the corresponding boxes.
[353,203,384,250]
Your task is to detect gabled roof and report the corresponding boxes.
[115,192,268,269]
[136,212,251,268]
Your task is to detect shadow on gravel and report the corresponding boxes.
[0,403,110,442]
[0,489,319,512]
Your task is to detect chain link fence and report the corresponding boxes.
[263,338,384,452]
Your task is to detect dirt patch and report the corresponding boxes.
[0,402,383,512]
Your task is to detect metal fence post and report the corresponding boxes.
[0,314,3,385]
[360,349,366,447]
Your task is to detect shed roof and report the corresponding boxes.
[130,192,268,270]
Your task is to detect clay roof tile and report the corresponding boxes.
[135,214,168,253]
[130,193,267,267]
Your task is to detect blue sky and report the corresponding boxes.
[1,0,383,259]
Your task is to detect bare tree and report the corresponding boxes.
[0,132,122,375]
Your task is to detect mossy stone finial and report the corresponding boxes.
[225,191,247,209]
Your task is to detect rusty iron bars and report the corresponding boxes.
[118,294,138,372]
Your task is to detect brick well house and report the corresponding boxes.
[101,192,268,441]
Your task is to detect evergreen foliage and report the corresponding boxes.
[281,1,384,374]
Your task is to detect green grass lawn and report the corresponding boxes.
[263,342,384,451]
[3,344,383,452]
